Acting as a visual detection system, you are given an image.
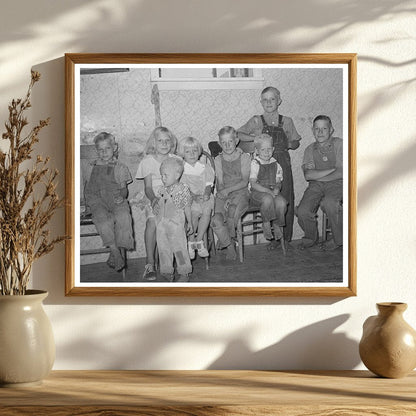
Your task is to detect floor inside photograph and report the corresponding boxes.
[81,240,343,283]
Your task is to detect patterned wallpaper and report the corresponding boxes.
[80,67,343,262]
[160,88,259,146]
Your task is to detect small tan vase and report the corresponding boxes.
[0,290,55,387]
[359,302,416,378]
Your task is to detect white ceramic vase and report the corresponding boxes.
[0,290,55,387]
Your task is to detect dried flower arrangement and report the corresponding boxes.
[0,71,65,295]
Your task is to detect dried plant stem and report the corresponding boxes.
[0,71,66,295]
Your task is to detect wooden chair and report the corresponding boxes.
[321,211,330,242]
[321,200,343,242]
[236,205,286,263]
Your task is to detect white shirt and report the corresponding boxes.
[249,156,283,182]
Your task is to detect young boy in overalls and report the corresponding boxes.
[249,134,287,251]
[211,126,251,261]
[84,132,133,271]
[155,157,193,282]
[238,87,301,243]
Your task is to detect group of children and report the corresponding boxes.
[84,86,343,282]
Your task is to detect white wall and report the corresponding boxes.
[1,0,415,370]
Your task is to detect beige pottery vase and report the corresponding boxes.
[359,302,416,378]
[0,290,55,387]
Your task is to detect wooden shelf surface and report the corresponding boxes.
[0,370,415,415]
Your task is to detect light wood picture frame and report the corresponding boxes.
[65,53,356,296]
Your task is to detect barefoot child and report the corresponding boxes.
[211,126,250,261]
[156,157,193,282]
[84,132,133,271]
[135,127,178,281]
[178,137,214,260]
[249,134,287,251]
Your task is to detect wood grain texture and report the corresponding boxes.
[65,53,357,64]
[64,286,357,297]
[65,54,75,296]
[0,370,415,415]
[348,54,358,297]
[2,405,416,416]
[64,53,357,297]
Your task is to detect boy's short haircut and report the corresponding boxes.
[218,126,237,140]
[177,136,203,157]
[254,133,273,151]
[94,132,116,146]
[313,115,333,128]
[145,126,177,155]
[160,156,184,176]
[261,86,281,98]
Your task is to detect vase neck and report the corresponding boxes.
[377,302,407,316]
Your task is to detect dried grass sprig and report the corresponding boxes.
[0,71,66,295]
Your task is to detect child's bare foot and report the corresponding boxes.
[106,252,115,269]
[225,243,237,260]
[110,247,125,271]
[161,272,175,282]
[274,225,284,240]
[176,274,189,282]
[267,240,279,251]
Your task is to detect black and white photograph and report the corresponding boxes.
[65,54,356,296]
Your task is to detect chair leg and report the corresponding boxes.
[280,229,287,257]
[321,211,328,242]
[236,218,243,263]
[208,227,216,256]
[203,232,210,270]
[120,247,127,280]
[155,246,159,271]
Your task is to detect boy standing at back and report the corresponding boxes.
[238,86,301,243]
[211,126,251,260]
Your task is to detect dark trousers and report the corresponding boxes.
[297,180,343,246]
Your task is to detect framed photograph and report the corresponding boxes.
[65,53,356,296]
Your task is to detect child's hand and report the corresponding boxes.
[113,190,124,204]
[193,194,204,203]
[217,189,229,199]
[186,223,194,236]
[203,192,211,202]
[272,188,280,197]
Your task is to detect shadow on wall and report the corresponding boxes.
[208,314,360,370]
[53,308,359,370]
[0,0,414,96]
[55,313,197,369]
